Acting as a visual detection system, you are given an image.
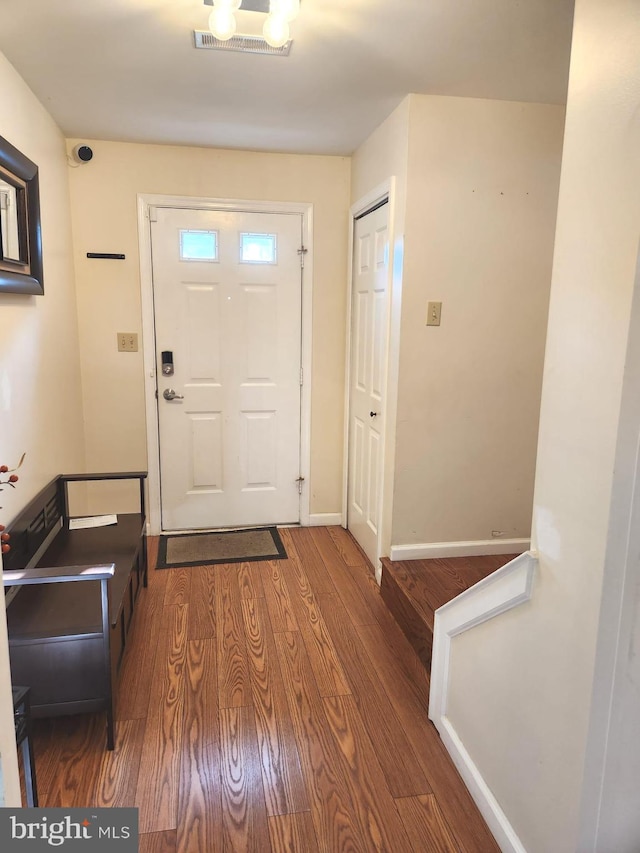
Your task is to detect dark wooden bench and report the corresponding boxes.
[2,472,147,749]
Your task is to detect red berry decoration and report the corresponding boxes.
[0,526,10,554]
[1,453,25,514]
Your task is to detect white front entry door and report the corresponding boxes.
[151,207,303,530]
[347,201,389,566]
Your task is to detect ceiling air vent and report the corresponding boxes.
[194,31,292,56]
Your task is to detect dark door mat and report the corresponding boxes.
[156,526,287,568]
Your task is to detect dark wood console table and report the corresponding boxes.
[13,685,38,807]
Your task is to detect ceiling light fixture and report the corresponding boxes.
[263,13,289,48]
[205,0,300,49]
[263,0,300,47]
[208,0,241,41]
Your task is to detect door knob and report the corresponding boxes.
[163,388,184,401]
[370,411,379,418]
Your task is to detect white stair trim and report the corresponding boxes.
[389,538,530,561]
[429,551,537,853]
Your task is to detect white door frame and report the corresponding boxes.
[137,194,313,535]
[342,178,401,581]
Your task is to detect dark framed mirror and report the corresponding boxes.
[0,135,43,295]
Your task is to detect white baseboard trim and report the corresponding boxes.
[389,538,530,561]
[307,513,343,527]
[429,551,537,853]
[437,717,528,853]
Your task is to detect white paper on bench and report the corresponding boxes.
[69,514,118,530]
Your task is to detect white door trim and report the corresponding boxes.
[343,178,399,580]
[137,194,313,535]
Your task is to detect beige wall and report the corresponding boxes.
[351,96,410,230]
[447,1,640,850]
[352,94,564,552]
[0,55,85,514]
[66,140,351,516]
[0,50,85,804]
[393,95,564,546]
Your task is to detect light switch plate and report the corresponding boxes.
[426,301,442,326]
[117,332,138,352]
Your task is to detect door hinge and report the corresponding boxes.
[297,245,308,268]
[148,205,158,223]
[296,476,305,495]
[300,367,304,386]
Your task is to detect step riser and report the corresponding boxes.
[380,553,520,675]
[380,570,433,671]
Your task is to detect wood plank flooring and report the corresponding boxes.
[27,527,500,853]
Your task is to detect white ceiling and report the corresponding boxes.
[0,0,574,156]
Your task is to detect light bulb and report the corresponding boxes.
[215,0,242,9]
[277,0,300,22]
[209,7,237,40]
[263,13,290,47]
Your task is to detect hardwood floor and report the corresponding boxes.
[27,527,500,853]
